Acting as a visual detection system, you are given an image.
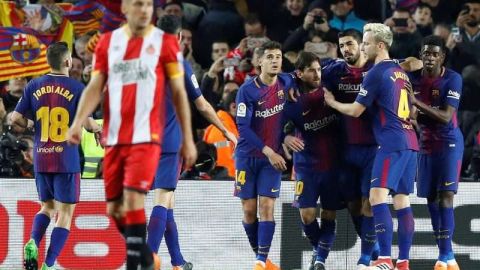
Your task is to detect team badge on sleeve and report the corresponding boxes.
[237,102,246,117]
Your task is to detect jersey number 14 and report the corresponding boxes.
[36,106,69,142]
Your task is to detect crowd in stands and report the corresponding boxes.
[0,0,479,181]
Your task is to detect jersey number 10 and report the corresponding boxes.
[36,106,69,142]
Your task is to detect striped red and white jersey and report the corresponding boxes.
[93,24,183,146]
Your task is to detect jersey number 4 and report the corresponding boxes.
[36,106,69,142]
[397,88,410,120]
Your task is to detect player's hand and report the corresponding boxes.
[288,87,300,102]
[282,143,292,160]
[181,139,198,169]
[284,135,304,152]
[262,146,287,171]
[223,130,238,148]
[67,123,83,145]
[323,88,336,106]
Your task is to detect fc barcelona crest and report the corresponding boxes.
[10,33,41,64]
[277,90,284,99]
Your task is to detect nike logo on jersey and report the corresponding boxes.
[302,109,311,116]
[271,188,280,192]
[371,178,378,183]
[258,100,266,105]
[444,181,455,186]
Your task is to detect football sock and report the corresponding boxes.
[316,219,336,263]
[243,219,259,255]
[301,219,321,251]
[360,216,376,264]
[397,207,414,260]
[147,205,167,253]
[438,206,455,262]
[125,209,152,269]
[427,202,441,247]
[44,227,69,267]
[256,221,275,263]
[31,213,50,246]
[351,214,363,237]
[165,209,185,266]
[113,216,126,238]
[372,203,393,257]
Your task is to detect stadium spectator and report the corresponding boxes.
[18,135,34,178]
[179,27,203,79]
[244,13,267,38]
[283,4,338,52]
[203,89,239,179]
[413,3,434,36]
[447,0,480,72]
[420,0,457,24]
[328,0,366,32]
[385,7,423,59]
[74,32,94,65]
[163,0,183,18]
[194,0,244,68]
[433,22,451,43]
[0,77,27,113]
[264,0,306,43]
[70,57,84,82]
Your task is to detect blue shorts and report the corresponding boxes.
[234,157,282,199]
[370,149,417,194]
[417,148,463,198]
[293,167,344,210]
[343,144,377,197]
[35,172,80,204]
[152,152,182,190]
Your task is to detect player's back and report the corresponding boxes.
[284,88,341,171]
[21,74,84,172]
[409,68,463,153]
[161,61,202,153]
[235,73,294,158]
[322,59,376,145]
[356,60,418,152]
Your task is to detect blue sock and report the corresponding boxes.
[242,219,259,255]
[359,216,376,265]
[301,219,321,251]
[256,221,275,263]
[427,202,441,247]
[165,209,185,266]
[351,215,363,237]
[316,219,336,263]
[397,207,414,260]
[45,227,69,267]
[31,213,50,247]
[372,203,393,257]
[438,207,454,262]
[147,205,168,253]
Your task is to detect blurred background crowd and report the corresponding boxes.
[0,0,479,181]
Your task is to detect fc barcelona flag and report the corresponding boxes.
[0,27,49,81]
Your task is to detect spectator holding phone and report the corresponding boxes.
[283,2,338,52]
[448,1,480,72]
[385,7,423,59]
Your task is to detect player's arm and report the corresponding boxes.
[194,96,237,146]
[411,98,456,125]
[170,75,197,168]
[324,89,366,117]
[399,57,423,72]
[68,73,106,144]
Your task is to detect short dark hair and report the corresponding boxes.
[416,2,432,12]
[258,41,282,57]
[157,14,181,34]
[394,7,411,14]
[223,89,238,110]
[244,13,263,25]
[338,28,362,44]
[163,0,183,9]
[295,51,320,70]
[47,42,69,70]
[422,35,446,53]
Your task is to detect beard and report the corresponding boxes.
[467,20,479,27]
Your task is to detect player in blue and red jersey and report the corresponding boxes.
[235,41,295,270]
[283,51,343,270]
[146,15,237,270]
[324,23,418,270]
[408,35,463,270]
[321,29,379,269]
[11,42,100,270]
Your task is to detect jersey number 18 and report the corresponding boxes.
[36,106,69,142]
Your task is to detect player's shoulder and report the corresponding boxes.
[322,58,346,70]
[278,72,296,85]
[443,68,462,82]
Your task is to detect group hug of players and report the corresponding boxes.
[234,24,463,270]
[9,3,462,270]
